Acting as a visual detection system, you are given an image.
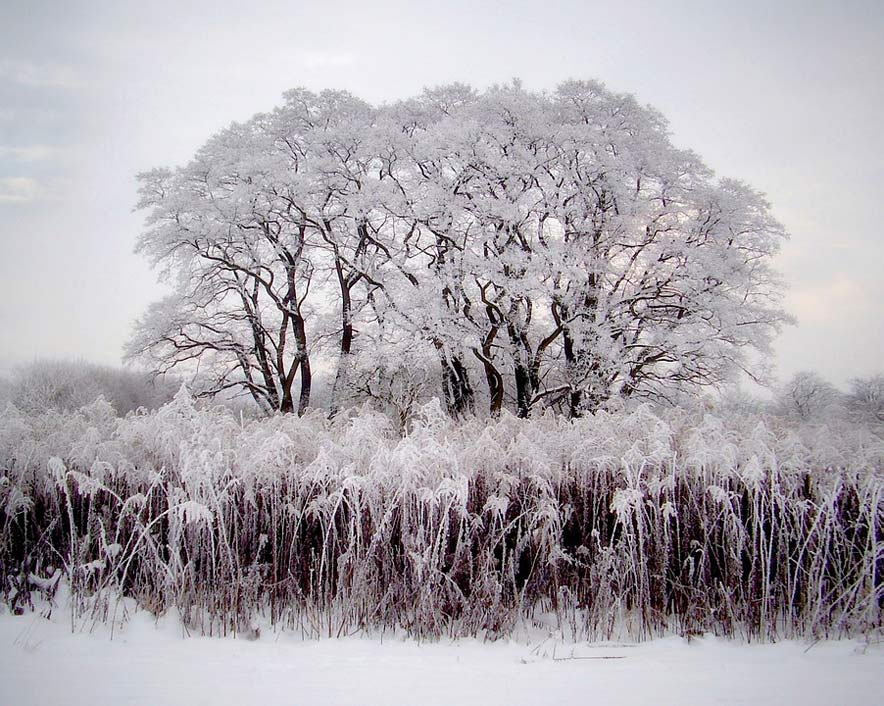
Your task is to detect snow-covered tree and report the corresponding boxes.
[774,371,842,420]
[845,374,884,423]
[4,359,177,414]
[363,81,791,416]
[131,81,791,417]
[130,91,380,415]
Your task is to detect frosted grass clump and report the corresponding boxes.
[0,391,881,641]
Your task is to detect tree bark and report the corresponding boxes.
[329,258,355,417]
[507,323,539,418]
[561,326,582,418]
[438,346,474,418]
[473,344,504,417]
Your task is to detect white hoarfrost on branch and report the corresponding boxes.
[130,80,792,418]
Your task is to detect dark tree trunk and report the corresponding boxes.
[473,345,503,417]
[439,349,474,418]
[329,260,355,417]
[279,387,295,414]
[486,363,504,417]
[298,356,312,416]
[512,361,532,418]
[562,326,582,418]
[507,323,539,419]
[290,312,311,416]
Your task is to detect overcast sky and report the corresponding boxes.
[0,0,881,389]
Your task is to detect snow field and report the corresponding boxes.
[1,607,882,706]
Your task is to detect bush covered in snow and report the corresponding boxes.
[0,390,881,641]
[4,359,178,415]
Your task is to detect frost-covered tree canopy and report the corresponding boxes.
[775,371,842,421]
[2,359,177,415]
[131,80,791,417]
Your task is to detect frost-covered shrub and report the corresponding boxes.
[6,359,178,415]
[774,371,844,421]
[846,375,884,424]
[0,393,881,641]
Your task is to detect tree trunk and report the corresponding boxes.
[508,323,539,419]
[473,346,503,417]
[279,392,295,414]
[290,312,311,416]
[511,360,529,418]
[298,356,312,416]
[329,354,351,417]
[486,365,504,417]
[439,348,474,418]
[562,326,582,418]
[329,267,355,417]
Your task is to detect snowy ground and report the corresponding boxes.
[1,608,882,705]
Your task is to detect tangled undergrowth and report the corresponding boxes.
[1,389,881,642]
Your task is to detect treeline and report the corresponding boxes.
[0,359,178,415]
[1,391,880,641]
[771,371,884,424]
[1,360,881,429]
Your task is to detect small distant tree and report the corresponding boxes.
[0,375,12,409]
[715,386,767,415]
[845,374,884,423]
[6,359,177,415]
[774,371,841,421]
[346,345,438,431]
